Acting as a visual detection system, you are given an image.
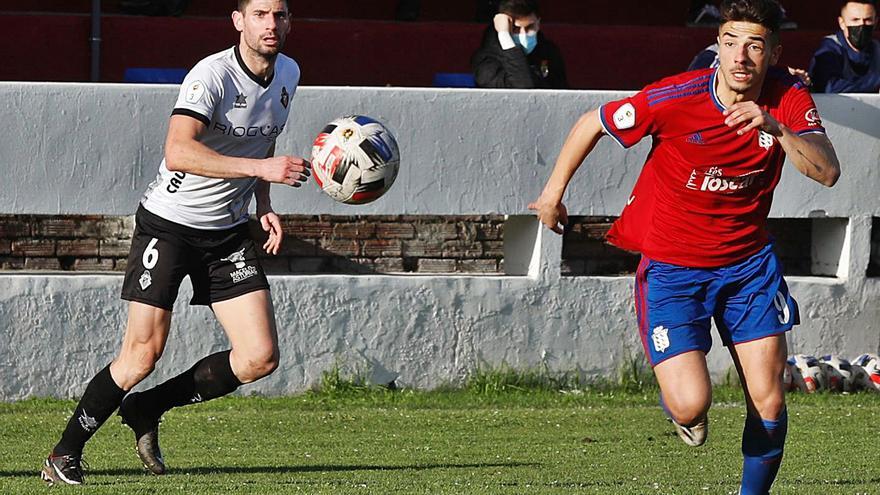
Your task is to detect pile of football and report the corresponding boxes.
[784,353,880,393]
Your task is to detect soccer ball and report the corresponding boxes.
[787,354,825,393]
[310,115,400,204]
[818,354,854,392]
[850,353,880,392]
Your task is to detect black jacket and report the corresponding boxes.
[471,26,568,89]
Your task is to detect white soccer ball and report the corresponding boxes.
[850,353,880,393]
[787,354,825,393]
[818,354,854,392]
[310,115,400,204]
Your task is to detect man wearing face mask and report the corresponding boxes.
[809,0,880,93]
[471,0,568,89]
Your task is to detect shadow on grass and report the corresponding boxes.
[1,461,540,479]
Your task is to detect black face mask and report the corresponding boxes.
[846,24,875,51]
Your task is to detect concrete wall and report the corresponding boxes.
[1,83,878,399]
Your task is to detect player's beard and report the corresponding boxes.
[246,32,286,62]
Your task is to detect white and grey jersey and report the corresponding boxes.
[141,45,300,230]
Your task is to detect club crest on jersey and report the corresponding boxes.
[139,270,152,291]
[652,326,670,353]
[280,87,289,109]
[185,80,205,104]
[805,108,822,127]
[613,103,636,130]
[234,93,248,109]
[758,131,775,150]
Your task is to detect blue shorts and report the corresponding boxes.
[634,243,799,367]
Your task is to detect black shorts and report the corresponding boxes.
[121,206,270,310]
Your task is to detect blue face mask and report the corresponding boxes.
[513,31,538,55]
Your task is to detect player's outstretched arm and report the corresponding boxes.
[723,102,840,187]
[164,115,311,186]
[777,132,840,187]
[256,144,284,255]
[528,109,605,234]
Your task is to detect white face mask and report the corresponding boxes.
[513,30,539,54]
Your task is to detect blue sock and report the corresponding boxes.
[740,408,787,495]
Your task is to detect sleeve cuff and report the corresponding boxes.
[171,108,211,127]
[497,32,516,50]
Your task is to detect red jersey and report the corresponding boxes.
[602,67,825,267]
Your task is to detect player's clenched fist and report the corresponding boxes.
[493,13,513,33]
[261,155,311,186]
[528,197,569,235]
[723,102,782,137]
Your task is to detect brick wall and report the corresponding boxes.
[0,214,505,275]
[560,217,814,276]
[0,214,839,276]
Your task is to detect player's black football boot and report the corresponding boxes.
[118,392,167,475]
[41,453,86,485]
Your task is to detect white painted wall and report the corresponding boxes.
[0,84,878,400]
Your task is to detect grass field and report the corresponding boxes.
[1,387,879,494]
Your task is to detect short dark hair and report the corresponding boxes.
[498,0,539,18]
[237,0,288,12]
[720,0,783,34]
[841,0,877,10]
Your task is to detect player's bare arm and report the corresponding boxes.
[723,102,840,186]
[529,109,604,234]
[257,144,283,255]
[164,114,310,186]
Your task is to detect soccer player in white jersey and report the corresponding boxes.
[41,0,309,485]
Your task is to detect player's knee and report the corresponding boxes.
[751,394,785,421]
[668,399,710,426]
[237,349,279,383]
[113,351,160,389]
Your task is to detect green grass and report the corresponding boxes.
[2,388,879,494]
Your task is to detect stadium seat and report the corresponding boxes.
[432,73,476,88]
[123,67,187,84]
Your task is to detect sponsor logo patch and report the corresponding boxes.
[686,132,705,145]
[231,266,258,283]
[613,103,636,130]
[185,80,205,104]
[685,166,761,193]
[234,93,248,109]
[805,108,822,127]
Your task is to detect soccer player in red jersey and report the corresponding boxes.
[530,1,840,493]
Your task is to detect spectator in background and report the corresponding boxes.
[688,42,722,70]
[809,0,880,93]
[471,0,567,89]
